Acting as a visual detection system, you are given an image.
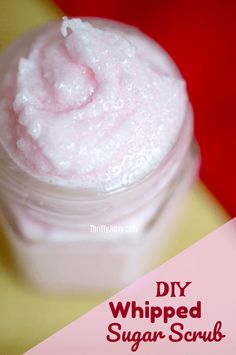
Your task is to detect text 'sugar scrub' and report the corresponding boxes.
[107,282,226,352]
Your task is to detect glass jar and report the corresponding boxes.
[0,19,199,292]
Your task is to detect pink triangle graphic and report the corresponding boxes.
[24,218,236,355]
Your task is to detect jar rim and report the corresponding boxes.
[0,17,193,205]
[0,104,193,204]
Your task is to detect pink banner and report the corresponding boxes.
[24,218,236,354]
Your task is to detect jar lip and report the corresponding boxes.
[0,17,193,203]
[0,104,193,203]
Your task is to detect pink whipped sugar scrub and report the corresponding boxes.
[0,17,199,292]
